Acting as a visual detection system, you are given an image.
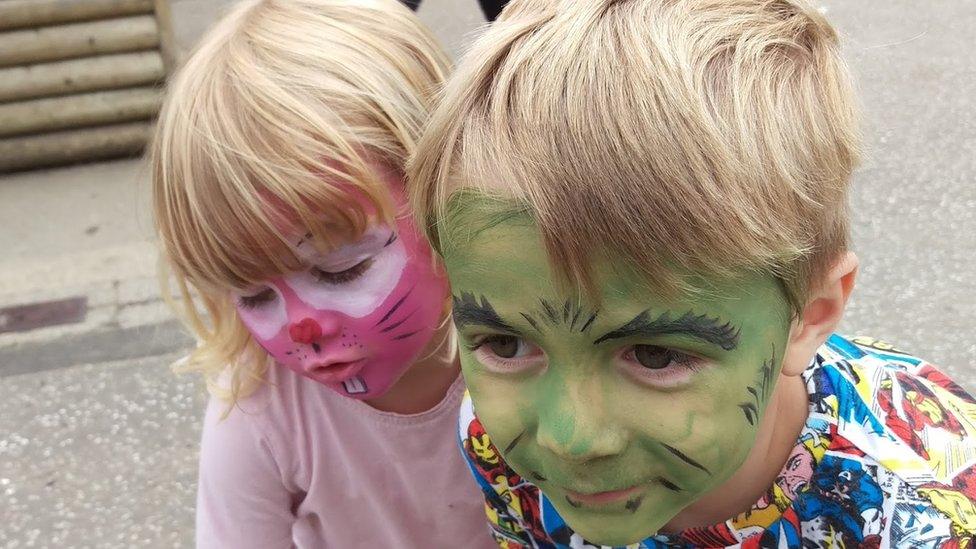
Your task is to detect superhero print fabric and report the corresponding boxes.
[458,334,976,548]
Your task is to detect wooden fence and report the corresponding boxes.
[0,0,174,172]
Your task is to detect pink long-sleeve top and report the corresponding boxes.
[194,363,497,548]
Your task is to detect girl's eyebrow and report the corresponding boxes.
[297,229,391,260]
[295,232,314,248]
[593,310,741,350]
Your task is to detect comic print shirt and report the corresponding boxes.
[459,334,976,548]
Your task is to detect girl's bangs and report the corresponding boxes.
[169,154,394,294]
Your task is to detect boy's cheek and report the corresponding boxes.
[461,360,534,453]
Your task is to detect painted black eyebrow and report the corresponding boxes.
[592,310,740,350]
[452,292,518,333]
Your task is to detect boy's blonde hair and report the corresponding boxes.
[151,0,449,401]
[410,0,860,313]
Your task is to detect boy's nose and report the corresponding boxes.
[535,375,626,463]
[289,317,322,344]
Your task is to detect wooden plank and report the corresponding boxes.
[0,122,151,173]
[0,87,161,137]
[0,15,159,68]
[0,51,165,102]
[0,0,154,31]
[152,0,177,71]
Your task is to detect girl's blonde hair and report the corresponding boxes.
[410,0,860,313]
[151,0,449,402]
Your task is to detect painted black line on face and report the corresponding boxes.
[661,443,711,476]
[565,496,581,508]
[739,344,777,426]
[657,476,683,492]
[579,311,598,333]
[504,429,526,454]
[295,231,313,248]
[529,471,547,482]
[520,313,541,332]
[625,495,644,513]
[539,299,558,323]
[392,330,420,341]
[379,309,416,333]
[569,307,582,330]
[531,298,598,332]
[375,286,413,327]
[593,310,740,351]
[453,292,517,332]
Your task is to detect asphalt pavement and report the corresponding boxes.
[0,1,973,547]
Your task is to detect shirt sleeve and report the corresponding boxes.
[458,392,538,548]
[195,396,295,549]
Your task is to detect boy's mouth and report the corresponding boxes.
[564,484,645,509]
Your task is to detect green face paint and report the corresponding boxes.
[440,193,793,545]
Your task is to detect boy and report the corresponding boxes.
[409,0,976,546]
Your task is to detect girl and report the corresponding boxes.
[150,1,496,546]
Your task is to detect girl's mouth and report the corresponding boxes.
[307,359,365,385]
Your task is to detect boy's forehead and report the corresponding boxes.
[439,190,535,252]
[439,190,791,330]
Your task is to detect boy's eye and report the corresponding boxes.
[467,335,544,373]
[238,287,277,309]
[484,335,522,358]
[311,258,374,285]
[634,345,677,369]
[621,345,704,388]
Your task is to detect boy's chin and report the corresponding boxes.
[551,495,680,546]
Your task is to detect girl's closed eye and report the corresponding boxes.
[467,335,544,372]
[620,344,705,388]
[238,287,277,309]
[311,257,374,285]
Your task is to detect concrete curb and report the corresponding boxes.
[0,319,192,377]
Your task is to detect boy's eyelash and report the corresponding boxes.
[464,335,489,352]
[311,258,373,284]
[464,334,510,352]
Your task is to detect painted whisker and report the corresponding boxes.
[392,330,421,341]
[379,309,416,333]
[374,286,413,327]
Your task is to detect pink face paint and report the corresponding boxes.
[233,184,449,400]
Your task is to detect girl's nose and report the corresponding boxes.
[289,317,322,344]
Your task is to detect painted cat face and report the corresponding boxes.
[439,193,792,545]
[232,191,448,400]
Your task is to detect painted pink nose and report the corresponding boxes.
[289,318,322,344]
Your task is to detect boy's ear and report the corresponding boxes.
[781,251,859,376]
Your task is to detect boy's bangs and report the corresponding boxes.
[419,0,858,311]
